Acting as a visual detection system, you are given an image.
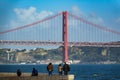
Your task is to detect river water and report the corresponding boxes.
[0,64,120,80]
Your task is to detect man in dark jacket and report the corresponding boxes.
[63,62,70,75]
[16,69,22,76]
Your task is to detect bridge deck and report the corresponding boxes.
[0,40,120,47]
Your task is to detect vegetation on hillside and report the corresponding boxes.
[0,46,120,63]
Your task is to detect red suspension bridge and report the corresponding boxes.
[0,11,120,62]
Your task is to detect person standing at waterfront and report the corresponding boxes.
[58,64,62,75]
[47,63,53,76]
[31,68,38,76]
[16,69,22,77]
[63,62,70,75]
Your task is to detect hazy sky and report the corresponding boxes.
[0,0,120,49]
[0,0,120,28]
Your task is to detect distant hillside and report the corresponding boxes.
[68,46,120,63]
[0,46,120,64]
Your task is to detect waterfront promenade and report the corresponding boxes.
[0,73,74,80]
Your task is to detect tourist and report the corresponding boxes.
[58,64,62,75]
[63,62,70,75]
[47,63,53,76]
[16,69,22,77]
[31,68,38,76]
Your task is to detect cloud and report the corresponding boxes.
[14,7,36,22]
[0,6,53,31]
[88,12,104,24]
[7,6,104,30]
[69,6,104,27]
[71,6,104,24]
[68,6,84,27]
[72,6,80,13]
[71,6,83,16]
[89,13,97,18]
[14,7,53,23]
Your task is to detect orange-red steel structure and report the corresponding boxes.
[62,11,68,62]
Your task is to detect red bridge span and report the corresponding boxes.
[0,11,120,62]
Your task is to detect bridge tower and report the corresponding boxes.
[62,11,68,62]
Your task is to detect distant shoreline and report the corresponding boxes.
[0,63,120,65]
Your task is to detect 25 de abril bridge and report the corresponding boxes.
[0,11,120,62]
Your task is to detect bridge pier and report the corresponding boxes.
[62,11,68,62]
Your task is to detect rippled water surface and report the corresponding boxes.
[0,64,120,80]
